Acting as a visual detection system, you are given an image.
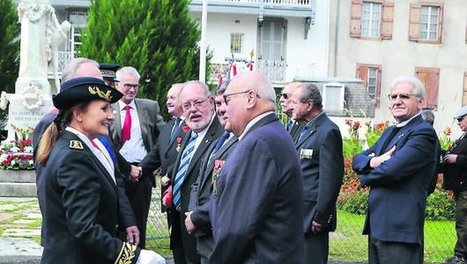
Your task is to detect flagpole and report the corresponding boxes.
[199,0,208,82]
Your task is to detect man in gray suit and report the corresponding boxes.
[289,82,344,264]
[185,81,238,263]
[109,66,164,248]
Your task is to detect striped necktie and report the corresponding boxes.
[172,132,198,209]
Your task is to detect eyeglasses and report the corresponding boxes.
[387,93,418,101]
[223,90,251,105]
[182,98,208,111]
[281,93,289,99]
[123,83,139,89]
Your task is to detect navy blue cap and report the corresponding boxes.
[53,77,122,110]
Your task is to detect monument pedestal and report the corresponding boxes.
[0,170,36,197]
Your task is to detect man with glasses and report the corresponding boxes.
[441,106,467,264]
[109,66,164,248]
[170,81,223,264]
[209,72,304,264]
[353,76,438,264]
[280,82,303,141]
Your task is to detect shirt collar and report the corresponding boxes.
[239,111,274,141]
[395,113,421,128]
[118,100,136,111]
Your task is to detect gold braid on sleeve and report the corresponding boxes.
[115,242,137,264]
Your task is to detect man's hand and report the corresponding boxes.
[444,154,458,164]
[130,165,142,182]
[370,146,396,168]
[311,221,322,233]
[126,225,140,246]
[184,211,196,234]
[161,175,171,186]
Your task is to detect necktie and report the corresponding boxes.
[286,120,293,132]
[172,132,198,209]
[209,132,230,161]
[170,118,181,142]
[122,105,132,142]
[296,125,309,144]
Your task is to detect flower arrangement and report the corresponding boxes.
[439,127,453,151]
[0,125,34,170]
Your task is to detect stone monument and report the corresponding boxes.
[0,0,69,140]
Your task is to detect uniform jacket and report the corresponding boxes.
[188,133,237,257]
[41,131,140,264]
[209,113,304,264]
[295,113,343,233]
[441,134,467,191]
[352,115,438,245]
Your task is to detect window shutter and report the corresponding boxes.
[415,67,440,109]
[356,64,369,87]
[463,72,467,106]
[409,4,421,41]
[376,66,382,107]
[350,0,363,38]
[381,2,394,40]
[437,4,444,44]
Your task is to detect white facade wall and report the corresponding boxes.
[329,0,467,137]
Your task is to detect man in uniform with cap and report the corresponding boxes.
[441,106,467,264]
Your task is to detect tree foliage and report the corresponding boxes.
[0,0,20,125]
[80,0,203,118]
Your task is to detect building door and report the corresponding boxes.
[258,19,287,82]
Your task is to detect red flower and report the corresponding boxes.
[182,125,190,133]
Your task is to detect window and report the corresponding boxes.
[323,83,345,112]
[350,0,394,40]
[409,3,443,44]
[356,64,382,107]
[230,33,244,54]
[361,2,382,37]
[415,67,440,110]
[68,11,88,56]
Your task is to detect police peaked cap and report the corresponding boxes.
[53,77,122,110]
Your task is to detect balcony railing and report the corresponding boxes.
[191,0,312,8]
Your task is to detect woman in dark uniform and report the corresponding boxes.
[36,77,164,264]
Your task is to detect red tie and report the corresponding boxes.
[122,105,132,142]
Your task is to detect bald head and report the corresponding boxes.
[224,71,276,136]
[166,83,184,117]
[62,58,102,82]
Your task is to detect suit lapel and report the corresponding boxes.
[295,114,326,149]
[110,104,122,147]
[135,99,151,150]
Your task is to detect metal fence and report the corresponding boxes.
[147,174,456,263]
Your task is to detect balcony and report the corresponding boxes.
[190,0,314,18]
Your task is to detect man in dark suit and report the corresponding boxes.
[185,81,238,263]
[109,66,165,248]
[139,83,188,263]
[280,82,302,140]
[353,76,438,264]
[209,72,304,264]
[441,106,467,264]
[170,80,223,264]
[33,58,139,247]
[289,82,344,264]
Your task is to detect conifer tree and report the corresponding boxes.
[80,0,203,118]
[0,0,20,123]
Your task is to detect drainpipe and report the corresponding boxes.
[333,0,341,77]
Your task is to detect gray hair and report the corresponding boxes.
[181,80,212,97]
[297,83,323,110]
[61,58,99,82]
[421,109,435,126]
[116,66,141,81]
[246,74,276,105]
[216,80,230,95]
[390,76,426,99]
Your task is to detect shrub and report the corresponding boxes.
[426,188,455,221]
